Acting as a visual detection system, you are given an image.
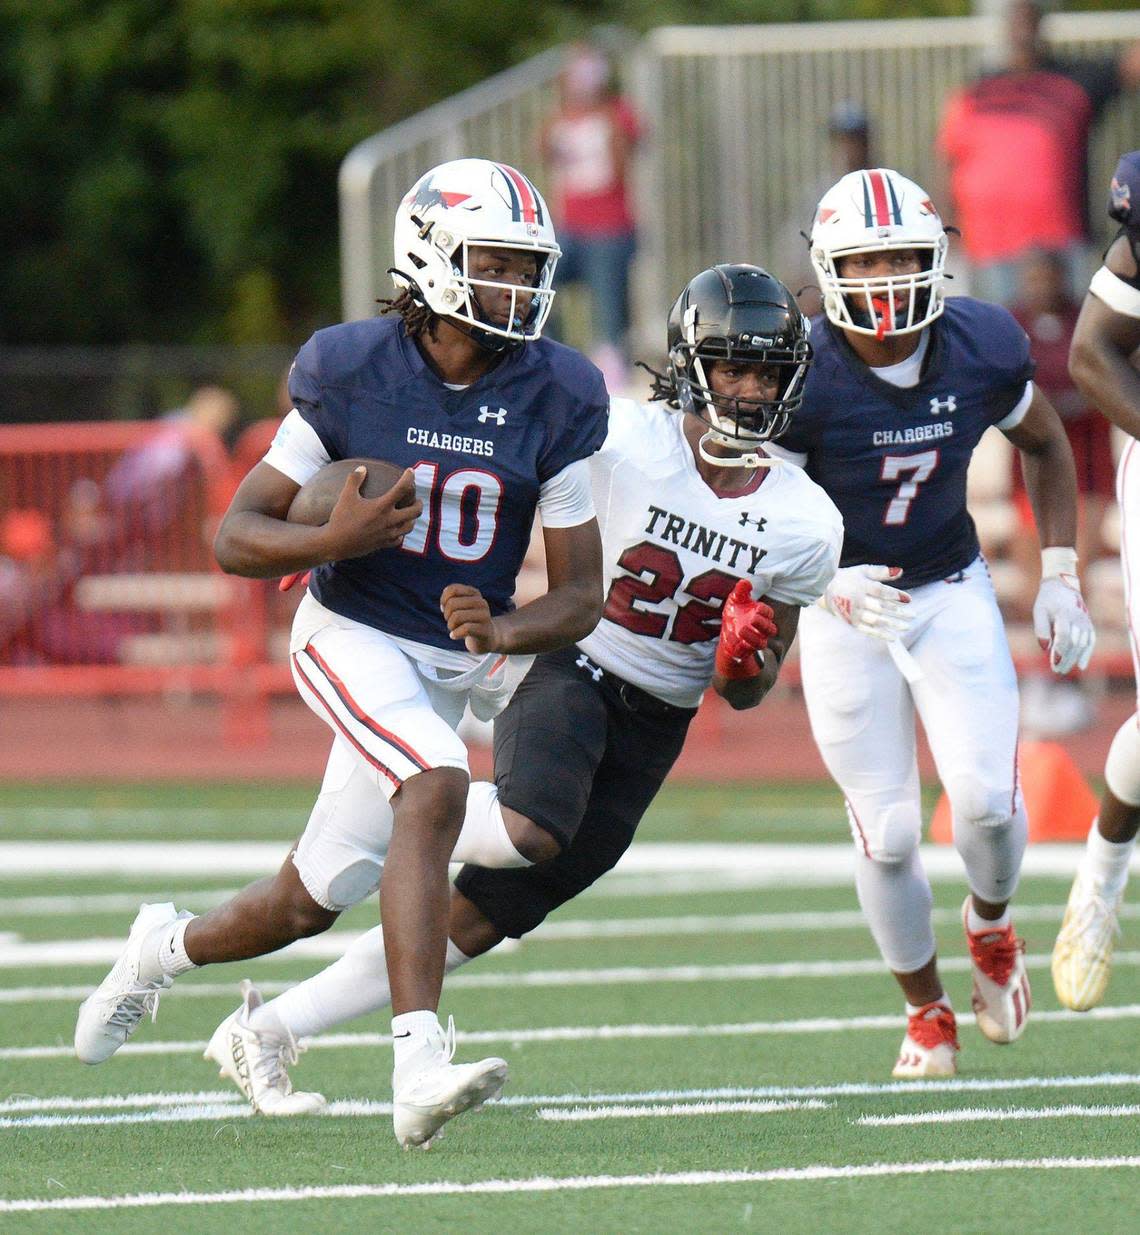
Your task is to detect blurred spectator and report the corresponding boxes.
[776,100,876,311]
[0,508,59,662]
[938,0,1140,305]
[1008,249,1113,736]
[540,41,642,390]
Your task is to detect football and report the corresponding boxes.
[286,457,413,526]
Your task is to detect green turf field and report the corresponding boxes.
[0,781,1136,1233]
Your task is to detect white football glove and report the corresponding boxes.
[1033,574,1095,675]
[822,564,912,640]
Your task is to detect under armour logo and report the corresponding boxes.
[478,405,508,425]
[929,395,956,416]
[575,653,603,682]
[738,512,767,531]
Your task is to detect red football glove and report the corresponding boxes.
[278,570,311,593]
[715,580,777,680]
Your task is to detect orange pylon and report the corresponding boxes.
[929,740,1098,843]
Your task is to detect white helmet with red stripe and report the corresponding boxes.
[392,158,560,350]
[809,168,948,339]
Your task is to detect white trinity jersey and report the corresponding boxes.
[577,398,844,707]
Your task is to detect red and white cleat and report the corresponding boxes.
[892,1001,959,1078]
[963,897,1031,1043]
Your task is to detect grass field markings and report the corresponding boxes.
[0,1098,840,1131]
[8,944,1140,985]
[0,890,242,916]
[5,1073,1139,1118]
[535,1099,833,1122]
[7,1005,1140,1061]
[0,1091,240,1113]
[4,1157,1140,1212]
[856,1103,1140,1127]
[0,841,1113,882]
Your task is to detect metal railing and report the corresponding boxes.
[340,13,1140,347]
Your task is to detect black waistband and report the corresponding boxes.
[568,647,697,721]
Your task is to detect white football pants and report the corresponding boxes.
[799,556,1027,974]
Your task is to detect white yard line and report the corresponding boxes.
[858,1104,1140,1126]
[4,1072,1140,1118]
[536,1099,832,1122]
[3,1158,1140,1212]
[6,1005,1140,1061]
[5,1073,1140,1118]
[0,841,1119,882]
[5,942,1139,983]
[0,1097,835,1131]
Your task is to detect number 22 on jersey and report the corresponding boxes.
[603,542,738,644]
[881,450,938,526]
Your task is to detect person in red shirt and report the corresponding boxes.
[938,1,1140,304]
[540,42,642,386]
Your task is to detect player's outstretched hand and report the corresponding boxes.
[715,580,778,679]
[1033,575,1096,675]
[441,584,500,654]
[823,564,912,640]
[323,466,422,560]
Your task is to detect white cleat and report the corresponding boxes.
[74,902,189,1064]
[204,979,326,1116]
[963,897,1031,1043]
[1052,873,1123,1012]
[891,1001,959,1079]
[392,1017,507,1149]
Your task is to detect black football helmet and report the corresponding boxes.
[667,264,811,464]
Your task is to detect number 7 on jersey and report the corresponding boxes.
[880,450,939,526]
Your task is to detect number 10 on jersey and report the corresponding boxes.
[401,461,503,563]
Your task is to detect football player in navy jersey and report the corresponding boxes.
[770,168,1096,1078]
[144,266,844,1118]
[1054,151,1140,1011]
[75,158,608,1148]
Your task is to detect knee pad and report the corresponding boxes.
[946,775,1013,830]
[292,846,383,912]
[850,801,921,865]
[1106,715,1140,807]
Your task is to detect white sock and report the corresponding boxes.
[392,1009,443,1084]
[257,927,472,1039]
[854,848,935,974]
[142,915,197,982]
[966,901,1011,933]
[450,780,532,868]
[1085,819,1135,900]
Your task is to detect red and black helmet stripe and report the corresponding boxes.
[861,170,903,228]
[495,163,544,224]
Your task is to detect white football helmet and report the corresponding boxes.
[810,168,948,339]
[392,158,560,350]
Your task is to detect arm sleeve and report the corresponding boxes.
[262,409,332,486]
[994,381,1035,432]
[1090,265,1140,319]
[537,458,596,527]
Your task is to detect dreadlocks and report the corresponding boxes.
[635,359,681,407]
[378,287,439,341]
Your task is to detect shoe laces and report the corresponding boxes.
[968,923,1024,987]
[440,1015,457,1065]
[250,1021,305,1094]
[907,1002,958,1051]
[103,984,162,1030]
[1067,886,1123,949]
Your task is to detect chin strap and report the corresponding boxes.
[698,432,783,470]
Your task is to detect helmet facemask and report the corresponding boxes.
[671,335,811,469]
[810,169,949,341]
